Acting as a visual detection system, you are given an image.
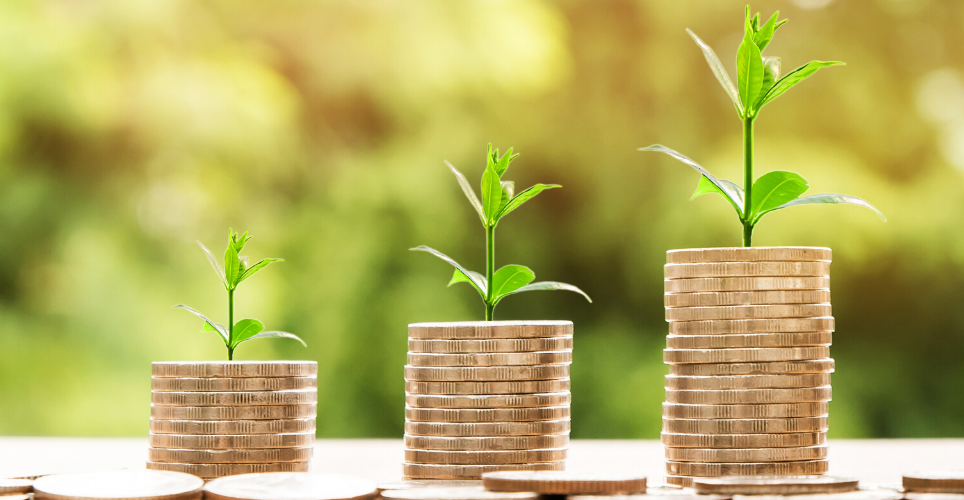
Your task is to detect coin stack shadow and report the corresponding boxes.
[147,361,318,480]
[403,321,574,479]
[661,248,835,487]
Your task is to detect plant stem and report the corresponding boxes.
[742,116,755,247]
[485,224,495,321]
[227,288,235,360]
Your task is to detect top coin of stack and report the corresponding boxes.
[403,321,574,479]
[662,248,835,487]
[148,361,318,480]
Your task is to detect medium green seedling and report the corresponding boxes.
[412,144,591,320]
[641,6,885,246]
[175,229,305,360]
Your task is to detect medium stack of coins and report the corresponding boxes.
[148,361,318,479]
[404,321,573,479]
[662,247,835,487]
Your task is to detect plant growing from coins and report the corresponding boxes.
[641,6,884,246]
[412,144,591,320]
[175,230,305,360]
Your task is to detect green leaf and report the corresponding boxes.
[757,57,781,107]
[230,318,264,348]
[174,305,229,344]
[751,11,761,31]
[759,61,845,108]
[640,144,743,217]
[500,281,592,304]
[238,258,283,284]
[490,265,536,302]
[410,246,487,296]
[686,29,743,116]
[223,244,241,289]
[497,184,561,220]
[445,160,485,224]
[229,229,250,253]
[753,11,780,51]
[448,269,487,298]
[768,193,887,221]
[197,241,228,289]
[481,164,503,226]
[736,24,765,114]
[243,330,307,347]
[488,144,518,177]
[691,175,745,218]
[499,181,514,214]
[748,171,809,223]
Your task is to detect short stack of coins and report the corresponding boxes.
[662,247,835,487]
[404,321,573,479]
[148,361,318,479]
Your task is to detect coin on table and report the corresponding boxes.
[406,392,571,409]
[664,277,830,294]
[151,377,318,392]
[404,419,570,437]
[152,362,317,378]
[666,247,832,264]
[150,404,317,421]
[33,470,203,500]
[666,332,832,349]
[405,434,569,451]
[665,373,831,390]
[404,448,567,465]
[1,495,31,500]
[405,380,569,395]
[905,495,964,500]
[571,490,723,500]
[662,416,828,434]
[146,462,309,480]
[665,304,832,322]
[409,338,573,354]
[664,261,831,279]
[149,432,314,449]
[904,473,964,493]
[666,460,829,477]
[151,390,317,406]
[376,481,482,493]
[662,402,829,419]
[407,352,572,367]
[148,447,313,464]
[732,490,903,500]
[150,418,316,435]
[402,462,565,480]
[668,317,834,335]
[670,360,835,377]
[693,476,859,495]
[408,322,572,340]
[204,473,377,500]
[481,470,646,495]
[404,406,570,423]
[0,480,33,495]
[665,446,828,463]
[661,432,826,449]
[665,290,831,308]
[404,365,570,382]
[664,347,830,364]
[381,486,537,500]
[665,387,832,405]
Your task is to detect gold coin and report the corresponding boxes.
[148,447,313,464]
[664,347,830,364]
[664,277,830,294]
[665,304,832,322]
[1,495,31,500]
[405,448,567,465]
[406,380,569,395]
[146,462,308,480]
[693,475,859,495]
[666,290,831,308]
[150,418,316,435]
[904,473,964,493]
[376,481,483,493]
[661,432,826,448]
[409,322,572,339]
[481,471,647,495]
[204,473,377,500]
[404,365,570,382]
[405,434,569,451]
[666,247,832,263]
[32,470,203,500]
[151,377,317,392]
[149,432,314,449]
[665,387,832,404]
[150,404,316,421]
[668,317,834,335]
[665,262,831,279]
[670,359,835,376]
[731,490,903,500]
[0,480,33,495]
[665,374,831,390]
[407,352,572,367]
[151,362,317,378]
[662,402,829,419]
[905,495,964,500]
[381,487,537,500]
[665,446,828,462]
[151,390,317,406]
[410,338,573,354]
[666,460,828,476]
[405,406,570,423]
[403,462,565,480]
[406,392,570,409]
[405,419,570,437]
[664,476,694,488]
[666,332,832,349]
[662,416,828,434]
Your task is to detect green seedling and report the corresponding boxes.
[175,229,305,360]
[412,144,591,320]
[642,6,884,246]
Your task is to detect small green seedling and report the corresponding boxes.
[175,229,305,360]
[642,6,884,246]
[412,144,591,320]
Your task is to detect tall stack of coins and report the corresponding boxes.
[662,247,835,487]
[148,361,318,479]
[404,321,573,479]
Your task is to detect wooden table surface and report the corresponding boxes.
[2,438,962,486]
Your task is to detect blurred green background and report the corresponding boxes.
[0,0,962,438]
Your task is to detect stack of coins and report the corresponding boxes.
[662,247,835,487]
[148,361,318,479]
[403,321,573,479]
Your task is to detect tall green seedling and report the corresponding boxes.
[642,6,884,246]
[413,145,591,320]
[176,229,306,360]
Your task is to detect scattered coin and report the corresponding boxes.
[405,406,570,423]
[665,290,831,308]
[407,351,572,367]
[405,380,569,395]
[405,419,570,437]
[665,373,831,390]
[402,462,565,480]
[665,446,828,462]
[692,475,859,495]
[665,304,832,322]
[1,494,31,500]
[146,462,309,480]
[664,277,830,294]
[481,470,647,495]
[381,486,538,500]
[32,470,203,500]
[149,418,316,435]
[905,495,964,500]
[661,432,826,449]
[148,447,313,464]
[405,434,569,451]
[904,472,964,493]
[666,332,832,349]
[408,322,572,339]
[731,490,903,500]
[151,377,317,392]
[665,261,831,279]
[152,362,317,378]
[150,404,317,421]
[0,479,33,495]
[204,472,377,500]
[409,338,573,354]
[404,365,570,382]
[376,481,482,493]
[662,417,829,434]
[405,393,570,409]
[151,390,317,406]
[665,387,832,405]
[404,448,567,465]
[668,317,835,335]
[666,460,829,476]
[670,360,835,377]
[666,247,831,264]
[662,402,829,419]
[149,432,315,449]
